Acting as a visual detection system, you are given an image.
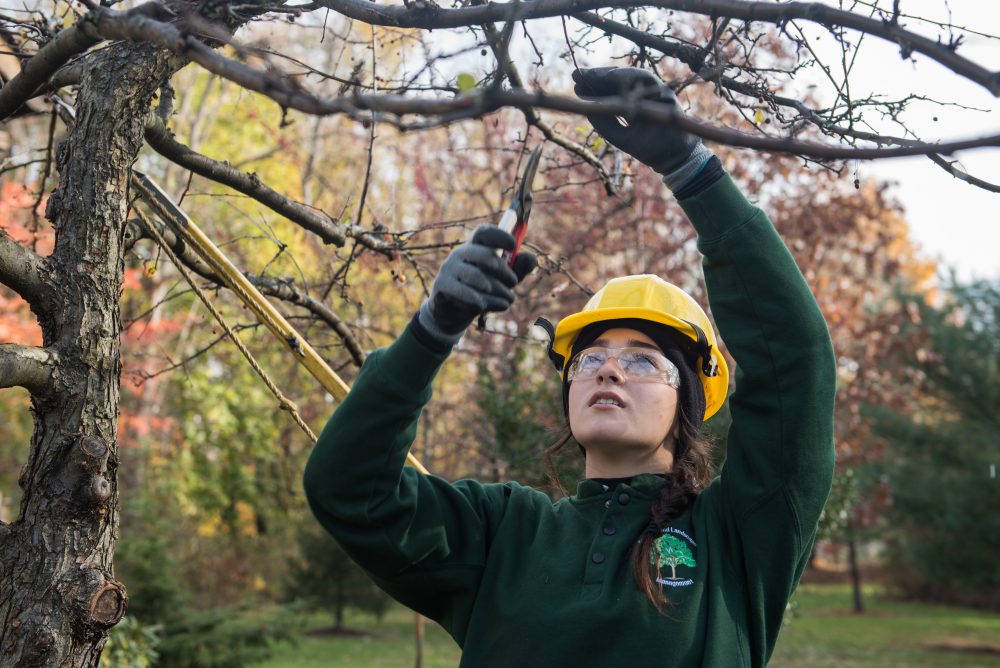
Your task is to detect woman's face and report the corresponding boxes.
[567,328,680,461]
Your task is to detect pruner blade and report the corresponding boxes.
[477,146,542,332]
[499,145,542,268]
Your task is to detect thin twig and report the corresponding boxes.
[355,29,378,231]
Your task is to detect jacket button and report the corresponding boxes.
[592,552,605,564]
[603,526,616,536]
[618,493,630,505]
[604,500,611,509]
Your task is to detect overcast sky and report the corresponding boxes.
[811,1,999,282]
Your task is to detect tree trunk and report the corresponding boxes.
[847,531,865,614]
[0,42,179,667]
[334,589,345,632]
[414,613,425,668]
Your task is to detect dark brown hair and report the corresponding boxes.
[629,401,713,612]
[543,394,714,612]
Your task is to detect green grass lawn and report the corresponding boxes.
[256,608,461,668]
[770,584,1000,668]
[260,584,1000,667]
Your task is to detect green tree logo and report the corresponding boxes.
[652,533,696,580]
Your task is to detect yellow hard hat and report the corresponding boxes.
[538,274,729,420]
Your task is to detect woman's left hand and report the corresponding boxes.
[572,67,700,176]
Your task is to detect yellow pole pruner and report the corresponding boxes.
[131,171,429,474]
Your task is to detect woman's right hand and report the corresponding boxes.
[417,226,536,344]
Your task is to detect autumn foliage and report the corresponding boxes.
[0,182,49,345]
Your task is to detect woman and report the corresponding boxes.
[303,67,835,667]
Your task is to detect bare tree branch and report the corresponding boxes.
[572,11,756,92]
[311,0,998,95]
[50,5,990,162]
[50,87,398,256]
[123,215,217,279]
[0,2,172,121]
[46,61,85,90]
[244,273,366,366]
[575,9,1000,191]
[0,343,58,396]
[352,29,379,233]
[926,154,1000,194]
[0,23,98,121]
[87,9,998,161]
[0,228,53,312]
[144,114,351,246]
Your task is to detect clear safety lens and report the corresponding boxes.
[566,346,680,388]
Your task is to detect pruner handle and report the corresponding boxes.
[496,208,522,268]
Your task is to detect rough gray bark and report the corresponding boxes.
[0,41,179,667]
[0,229,55,314]
[0,344,59,396]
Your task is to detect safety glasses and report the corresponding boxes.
[566,346,680,388]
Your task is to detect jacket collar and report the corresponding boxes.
[573,473,669,500]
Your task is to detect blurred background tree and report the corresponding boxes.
[284,522,391,632]
[871,278,1000,611]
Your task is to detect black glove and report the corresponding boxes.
[416,225,536,347]
[572,67,711,187]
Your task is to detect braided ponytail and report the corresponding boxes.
[631,400,714,612]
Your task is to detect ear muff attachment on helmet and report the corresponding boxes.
[533,316,565,372]
[678,319,720,379]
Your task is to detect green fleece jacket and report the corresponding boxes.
[303,174,836,667]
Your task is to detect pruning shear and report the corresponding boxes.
[476,145,542,330]
[496,145,542,268]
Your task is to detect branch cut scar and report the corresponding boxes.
[88,582,127,627]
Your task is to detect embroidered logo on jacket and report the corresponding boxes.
[651,528,697,587]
